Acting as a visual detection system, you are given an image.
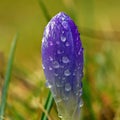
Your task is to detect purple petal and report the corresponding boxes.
[41,12,84,119]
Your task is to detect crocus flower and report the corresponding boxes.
[41,12,84,120]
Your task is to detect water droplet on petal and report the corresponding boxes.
[76,88,82,96]
[61,35,66,42]
[56,97,62,103]
[64,69,71,76]
[61,16,65,21]
[58,114,63,119]
[49,66,52,70]
[65,42,70,46]
[62,77,66,80]
[76,36,79,41]
[52,61,59,68]
[62,21,68,30]
[42,37,48,47]
[46,82,52,88]
[78,52,81,55]
[45,27,49,37]
[54,73,58,76]
[51,21,55,29]
[57,50,62,54]
[79,99,83,108]
[52,90,56,97]
[62,56,70,63]
[49,41,53,46]
[56,41,60,45]
[78,48,83,55]
[42,64,45,69]
[63,96,69,101]
[65,83,71,92]
[56,80,64,87]
[49,56,53,61]
[73,72,76,76]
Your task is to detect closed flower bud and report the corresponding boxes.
[41,12,84,120]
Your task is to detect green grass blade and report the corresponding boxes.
[38,0,51,22]
[82,53,96,120]
[0,33,18,120]
[41,91,54,120]
[83,78,96,120]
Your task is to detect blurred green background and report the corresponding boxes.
[0,0,120,120]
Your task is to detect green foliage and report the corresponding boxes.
[41,91,54,120]
[0,34,18,120]
[38,0,51,22]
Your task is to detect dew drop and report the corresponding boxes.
[79,92,82,97]
[52,61,59,68]
[45,27,49,37]
[78,51,81,55]
[62,56,70,63]
[58,114,63,119]
[49,66,52,71]
[56,41,60,45]
[54,73,58,76]
[42,37,48,47]
[61,35,66,42]
[49,56,53,61]
[57,50,62,54]
[62,77,66,80]
[76,88,82,96]
[64,69,71,76]
[62,21,68,30]
[42,64,45,69]
[61,16,65,21]
[73,69,77,76]
[56,80,64,87]
[52,91,56,97]
[65,83,71,92]
[46,82,52,88]
[73,72,75,76]
[76,36,79,41]
[55,97,62,103]
[78,48,83,55]
[79,99,83,108]
[49,41,53,46]
[51,21,55,30]
[63,96,69,101]
[79,73,83,78]
[65,42,70,46]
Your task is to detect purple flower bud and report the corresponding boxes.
[41,12,84,120]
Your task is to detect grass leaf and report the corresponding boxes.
[38,0,51,22]
[0,33,18,120]
[40,91,54,120]
[83,78,96,120]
